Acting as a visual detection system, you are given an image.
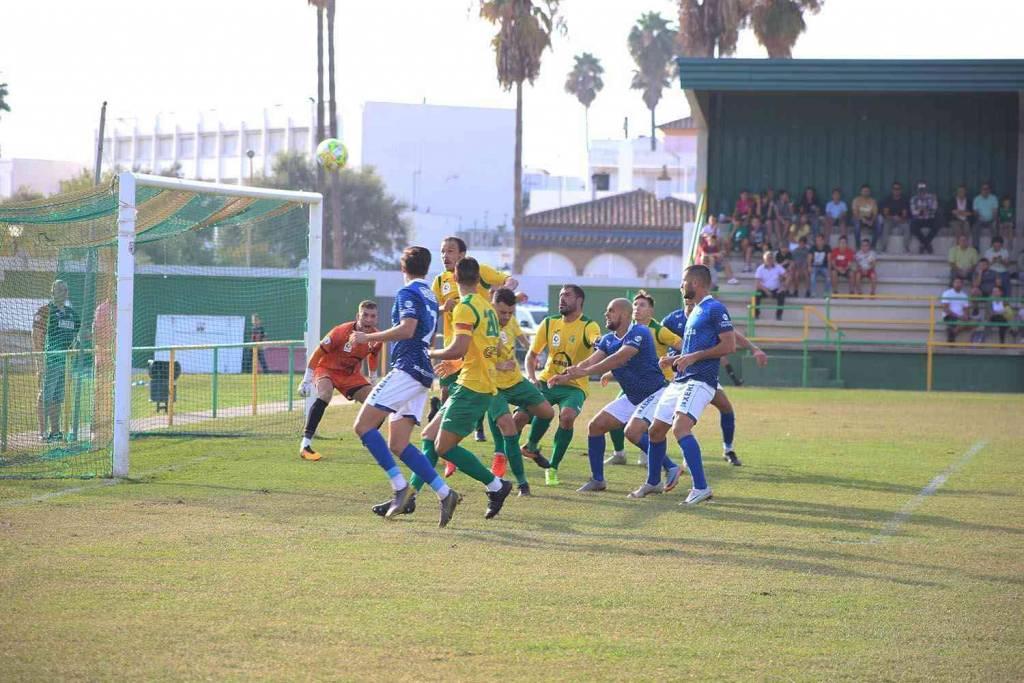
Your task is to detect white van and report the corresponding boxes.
[515,303,548,337]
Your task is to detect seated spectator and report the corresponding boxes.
[948,234,979,284]
[941,277,970,343]
[830,236,856,294]
[949,185,973,243]
[984,235,1012,293]
[967,287,988,343]
[909,181,939,254]
[973,258,998,297]
[749,216,769,255]
[972,183,999,250]
[824,187,848,240]
[796,186,822,234]
[702,233,738,285]
[851,184,881,249]
[879,181,910,252]
[733,189,755,227]
[853,238,878,296]
[754,251,787,320]
[760,187,778,239]
[989,285,1011,344]
[700,213,722,244]
[790,236,811,296]
[729,218,753,271]
[808,233,831,297]
[775,241,794,290]
[772,190,795,250]
[998,196,1015,251]
[788,214,812,250]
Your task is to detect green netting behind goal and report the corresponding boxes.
[0,178,313,478]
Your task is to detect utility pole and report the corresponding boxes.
[94,101,107,185]
[245,149,255,267]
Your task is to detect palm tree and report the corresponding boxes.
[676,0,822,58]
[564,53,604,154]
[479,0,563,271]
[307,1,326,145]
[628,12,677,151]
[0,82,10,116]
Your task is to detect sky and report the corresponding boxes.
[1,0,1022,180]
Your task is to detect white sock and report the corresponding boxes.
[436,484,451,500]
[484,477,503,492]
[389,473,407,491]
[613,450,625,457]
[724,442,733,452]
[301,437,312,449]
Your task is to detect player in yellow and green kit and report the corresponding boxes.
[430,236,517,461]
[486,287,555,496]
[410,257,514,521]
[604,289,681,466]
[519,284,601,486]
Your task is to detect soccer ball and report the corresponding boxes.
[316,138,348,171]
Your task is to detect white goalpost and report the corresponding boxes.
[111,172,323,477]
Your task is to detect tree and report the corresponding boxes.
[564,52,604,154]
[0,82,10,116]
[628,12,677,151]
[676,0,822,58]
[479,0,563,271]
[254,152,409,269]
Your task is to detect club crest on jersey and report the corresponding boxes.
[343,340,353,352]
[404,300,413,308]
[442,281,452,295]
[321,335,331,345]
[551,332,561,347]
[634,335,642,343]
[500,330,509,343]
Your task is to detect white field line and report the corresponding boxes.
[866,440,987,544]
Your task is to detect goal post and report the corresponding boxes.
[0,171,322,479]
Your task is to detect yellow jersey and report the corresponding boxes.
[432,263,509,348]
[451,292,500,395]
[494,317,525,390]
[646,318,682,380]
[531,314,602,393]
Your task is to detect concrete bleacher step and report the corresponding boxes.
[739,354,837,388]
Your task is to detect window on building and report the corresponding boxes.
[267,130,286,155]
[136,138,153,162]
[178,135,195,157]
[199,134,217,157]
[221,133,239,156]
[157,136,174,159]
[289,128,309,150]
[244,131,262,155]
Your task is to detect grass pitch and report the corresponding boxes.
[1,386,1022,681]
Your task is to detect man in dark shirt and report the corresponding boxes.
[32,280,81,441]
[879,181,910,253]
[248,313,270,373]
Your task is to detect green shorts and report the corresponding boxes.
[440,383,492,438]
[539,381,586,415]
[439,369,461,390]
[39,360,67,404]
[489,379,547,418]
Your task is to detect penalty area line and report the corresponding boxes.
[865,440,987,544]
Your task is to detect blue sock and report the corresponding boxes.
[361,429,398,473]
[587,435,605,481]
[399,444,445,493]
[637,431,677,471]
[646,440,666,486]
[678,434,707,490]
[636,433,650,454]
[721,412,735,450]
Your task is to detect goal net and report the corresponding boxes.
[0,173,322,478]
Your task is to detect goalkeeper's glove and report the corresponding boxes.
[298,368,314,397]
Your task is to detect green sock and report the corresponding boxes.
[488,414,504,455]
[410,438,438,492]
[527,416,552,451]
[504,433,527,486]
[550,426,573,470]
[609,427,626,452]
[443,445,497,486]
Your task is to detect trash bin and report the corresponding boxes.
[147,359,181,413]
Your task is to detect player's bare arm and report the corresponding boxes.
[430,325,471,361]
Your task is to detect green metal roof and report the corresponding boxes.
[677,59,1024,93]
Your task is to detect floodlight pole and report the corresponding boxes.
[112,172,136,477]
[306,199,323,414]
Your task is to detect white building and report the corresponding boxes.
[0,158,87,199]
[528,117,699,213]
[98,103,320,184]
[361,101,514,242]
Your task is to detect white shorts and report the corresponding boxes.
[632,386,667,424]
[652,380,715,425]
[366,369,429,424]
[600,394,639,424]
